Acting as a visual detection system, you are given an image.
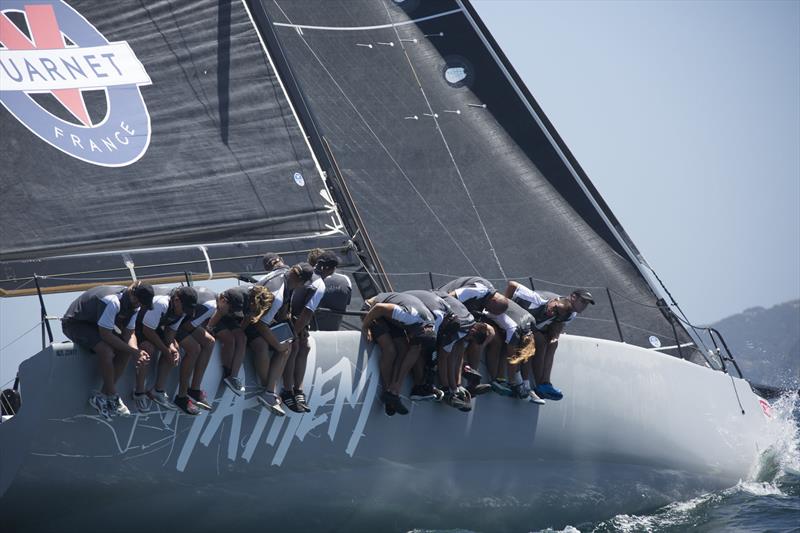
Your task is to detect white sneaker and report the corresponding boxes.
[527,388,546,405]
[88,392,110,420]
[106,394,131,416]
[256,391,286,417]
[148,389,176,410]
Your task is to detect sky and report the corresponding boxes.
[472,0,800,324]
[1,0,798,385]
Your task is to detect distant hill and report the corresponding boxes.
[709,300,799,388]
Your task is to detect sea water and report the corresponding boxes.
[413,393,800,533]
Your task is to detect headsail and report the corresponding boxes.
[254,0,697,355]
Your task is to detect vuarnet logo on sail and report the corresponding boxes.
[0,0,152,167]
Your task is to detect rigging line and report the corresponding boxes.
[644,262,709,350]
[271,1,481,276]
[272,8,462,32]
[0,320,44,352]
[728,373,746,415]
[382,3,506,280]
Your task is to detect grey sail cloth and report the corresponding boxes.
[257,0,694,354]
[0,0,344,294]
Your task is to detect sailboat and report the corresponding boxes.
[0,1,779,531]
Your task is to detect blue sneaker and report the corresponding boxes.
[535,383,563,401]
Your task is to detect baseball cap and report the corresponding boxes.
[133,283,155,310]
[175,287,198,315]
[262,252,282,270]
[295,262,314,283]
[316,251,340,269]
[571,288,595,304]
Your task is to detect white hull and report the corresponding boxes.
[0,332,777,531]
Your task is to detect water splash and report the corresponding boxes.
[581,392,800,533]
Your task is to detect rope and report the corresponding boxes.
[0,320,44,352]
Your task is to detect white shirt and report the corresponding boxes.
[486,312,518,343]
[191,298,217,328]
[260,281,285,325]
[97,293,137,331]
[304,277,326,312]
[141,295,184,331]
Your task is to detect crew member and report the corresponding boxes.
[506,282,594,400]
[61,282,154,418]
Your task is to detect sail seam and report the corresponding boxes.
[383,2,507,279]
[270,1,482,276]
[272,9,462,32]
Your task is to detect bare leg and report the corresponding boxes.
[154,347,179,392]
[531,331,547,385]
[250,338,271,387]
[112,350,132,385]
[486,333,503,380]
[229,329,247,376]
[134,341,156,394]
[437,349,451,390]
[190,327,215,389]
[216,329,234,372]
[375,334,397,389]
[266,343,291,393]
[282,339,298,391]
[451,341,466,388]
[390,344,419,394]
[178,336,200,397]
[293,330,310,390]
[94,341,117,396]
[542,339,559,383]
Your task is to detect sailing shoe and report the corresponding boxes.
[256,391,286,417]
[381,390,396,417]
[223,376,245,396]
[410,383,438,401]
[173,395,201,416]
[148,389,176,410]
[535,382,563,401]
[454,386,473,412]
[133,391,152,413]
[392,393,409,416]
[293,389,312,413]
[527,388,546,405]
[467,383,492,396]
[106,394,131,417]
[188,388,212,411]
[88,392,110,420]
[463,365,482,387]
[491,379,514,397]
[281,389,304,414]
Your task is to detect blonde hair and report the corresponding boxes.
[241,285,275,327]
[507,334,536,365]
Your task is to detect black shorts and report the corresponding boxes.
[212,315,241,335]
[62,319,116,351]
[244,323,261,343]
[368,317,405,341]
